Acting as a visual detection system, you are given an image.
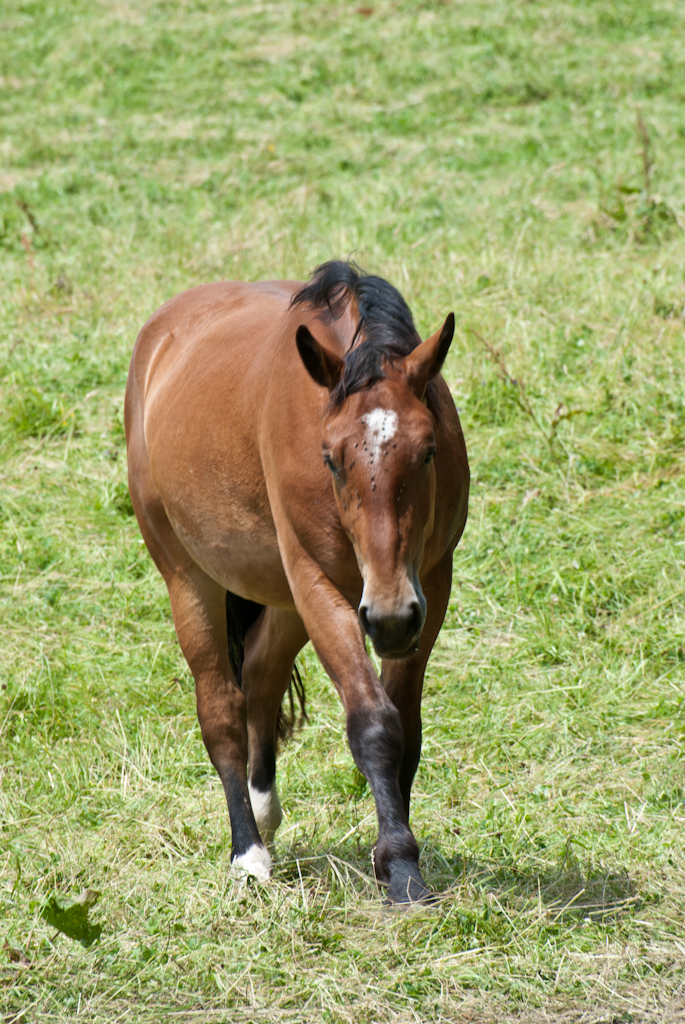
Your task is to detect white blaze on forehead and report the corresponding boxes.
[361,407,398,459]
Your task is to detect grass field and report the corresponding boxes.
[2,1,685,1021]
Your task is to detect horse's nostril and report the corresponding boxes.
[359,601,423,654]
[408,602,423,637]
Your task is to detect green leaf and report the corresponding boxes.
[40,890,103,947]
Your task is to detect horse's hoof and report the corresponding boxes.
[230,843,273,883]
[384,860,435,906]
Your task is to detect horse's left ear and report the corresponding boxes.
[403,313,455,396]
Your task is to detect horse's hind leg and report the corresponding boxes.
[241,608,308,845]
[127,443,269,881]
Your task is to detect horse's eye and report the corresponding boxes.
[323,454,337,473]
[423,448,436,467]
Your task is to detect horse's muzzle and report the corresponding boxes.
[358,600,425,660]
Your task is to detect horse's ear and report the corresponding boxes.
[296,325,344,390]
[403,313,455,396]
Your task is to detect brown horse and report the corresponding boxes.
[125,261,469,903]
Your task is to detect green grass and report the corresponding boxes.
[1,0,685,1020]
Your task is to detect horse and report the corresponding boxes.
[125,260,469,904]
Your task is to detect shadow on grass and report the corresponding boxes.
[275,839,640,921]
[447,839,639,921]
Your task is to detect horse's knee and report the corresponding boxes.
[346,701,404,782]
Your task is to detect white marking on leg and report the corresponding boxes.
[361,408,398,462]
[248,780,282,845]
[231,843,272,882]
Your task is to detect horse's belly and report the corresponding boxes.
[167,504,294,608]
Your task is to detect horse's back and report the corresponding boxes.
[128,278,301,431]
[129,280,298,390]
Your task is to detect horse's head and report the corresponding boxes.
[297,314,454,659]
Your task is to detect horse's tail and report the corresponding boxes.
[225,591,307,744]
[276,662,308,742]
[225,590,263,685]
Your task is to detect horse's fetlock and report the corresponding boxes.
[374,829,420,880]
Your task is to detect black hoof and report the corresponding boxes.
[385,859,435,905]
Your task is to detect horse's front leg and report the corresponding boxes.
[381,553,454,820]
[282,557,431,903]
[345,671,430,904]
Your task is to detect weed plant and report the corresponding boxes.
[1,1,684,1021]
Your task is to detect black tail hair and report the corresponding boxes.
[225,591,307,743]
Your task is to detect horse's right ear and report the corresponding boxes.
[296,325,344,390]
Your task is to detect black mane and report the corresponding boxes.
[290,260,422,409]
